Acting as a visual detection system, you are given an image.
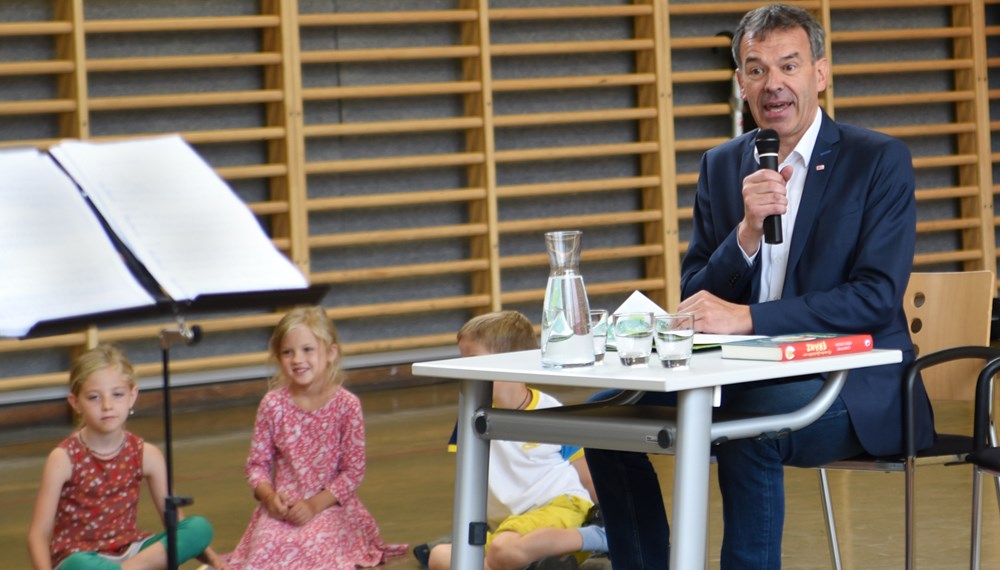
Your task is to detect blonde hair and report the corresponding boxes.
[69,344,135,425]
[70,344,135,396]
[268,306,343,390]
[457,310,538,354]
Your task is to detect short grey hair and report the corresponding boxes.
[732,4,825,69]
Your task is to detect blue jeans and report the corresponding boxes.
[584,377,864,569]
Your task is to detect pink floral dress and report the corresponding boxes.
[226,386,406,569]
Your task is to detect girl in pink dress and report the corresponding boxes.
[226,306,407,569]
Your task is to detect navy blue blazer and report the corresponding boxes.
[681,111,934,457]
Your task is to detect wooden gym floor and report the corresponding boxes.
[0,381,997,569]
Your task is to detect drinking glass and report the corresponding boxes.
[612,312,654,366]
[655,313,695,368]
[588,309,609,364]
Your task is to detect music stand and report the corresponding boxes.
[4,136,331,569]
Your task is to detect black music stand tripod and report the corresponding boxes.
[159,318,202,570]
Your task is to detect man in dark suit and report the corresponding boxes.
[584,4,934,568]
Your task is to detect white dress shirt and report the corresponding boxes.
[742,108,823,302]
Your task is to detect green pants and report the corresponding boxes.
[57,515,214,570]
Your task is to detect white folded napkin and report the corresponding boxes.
[612,290,668,317]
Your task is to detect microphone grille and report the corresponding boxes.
[755,128,780,154]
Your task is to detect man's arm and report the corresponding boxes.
[570,455,597,504]
[681,144,760,305]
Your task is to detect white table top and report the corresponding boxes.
[412,348,902,393]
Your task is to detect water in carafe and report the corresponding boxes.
[541,231,594,368]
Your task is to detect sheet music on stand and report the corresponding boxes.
[0,135,321,339]
[0,148,157,337]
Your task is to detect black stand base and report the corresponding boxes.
[164,496,192,570]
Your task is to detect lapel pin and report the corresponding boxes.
[816,164,825,171]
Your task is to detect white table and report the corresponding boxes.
[412,348,901,569]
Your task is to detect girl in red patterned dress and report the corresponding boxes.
[225,306,407,569]
[27,344,228,570]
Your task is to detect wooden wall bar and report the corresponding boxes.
[0,0,995,396]
[988,0,1000,279]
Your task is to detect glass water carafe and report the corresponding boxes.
[540,230,595,368]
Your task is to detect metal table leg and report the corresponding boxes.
[671,386,715,569]
[451,379,492,569]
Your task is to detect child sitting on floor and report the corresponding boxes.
[225,306,407,569]
[27,344,227,570]
[424,310,607,570]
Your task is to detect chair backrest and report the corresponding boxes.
[904,270,995,400]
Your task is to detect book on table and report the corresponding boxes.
[720,332,874,361]
[0,134,317,339]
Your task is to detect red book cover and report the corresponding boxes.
[720,333,874,362]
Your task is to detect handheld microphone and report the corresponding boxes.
[755,128,783,244]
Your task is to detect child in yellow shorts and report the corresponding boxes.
[425,311,607,570]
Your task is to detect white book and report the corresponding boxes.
[1,136,309,338]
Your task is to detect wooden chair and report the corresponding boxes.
[966,355,1000,569]
[817,270,998,569]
